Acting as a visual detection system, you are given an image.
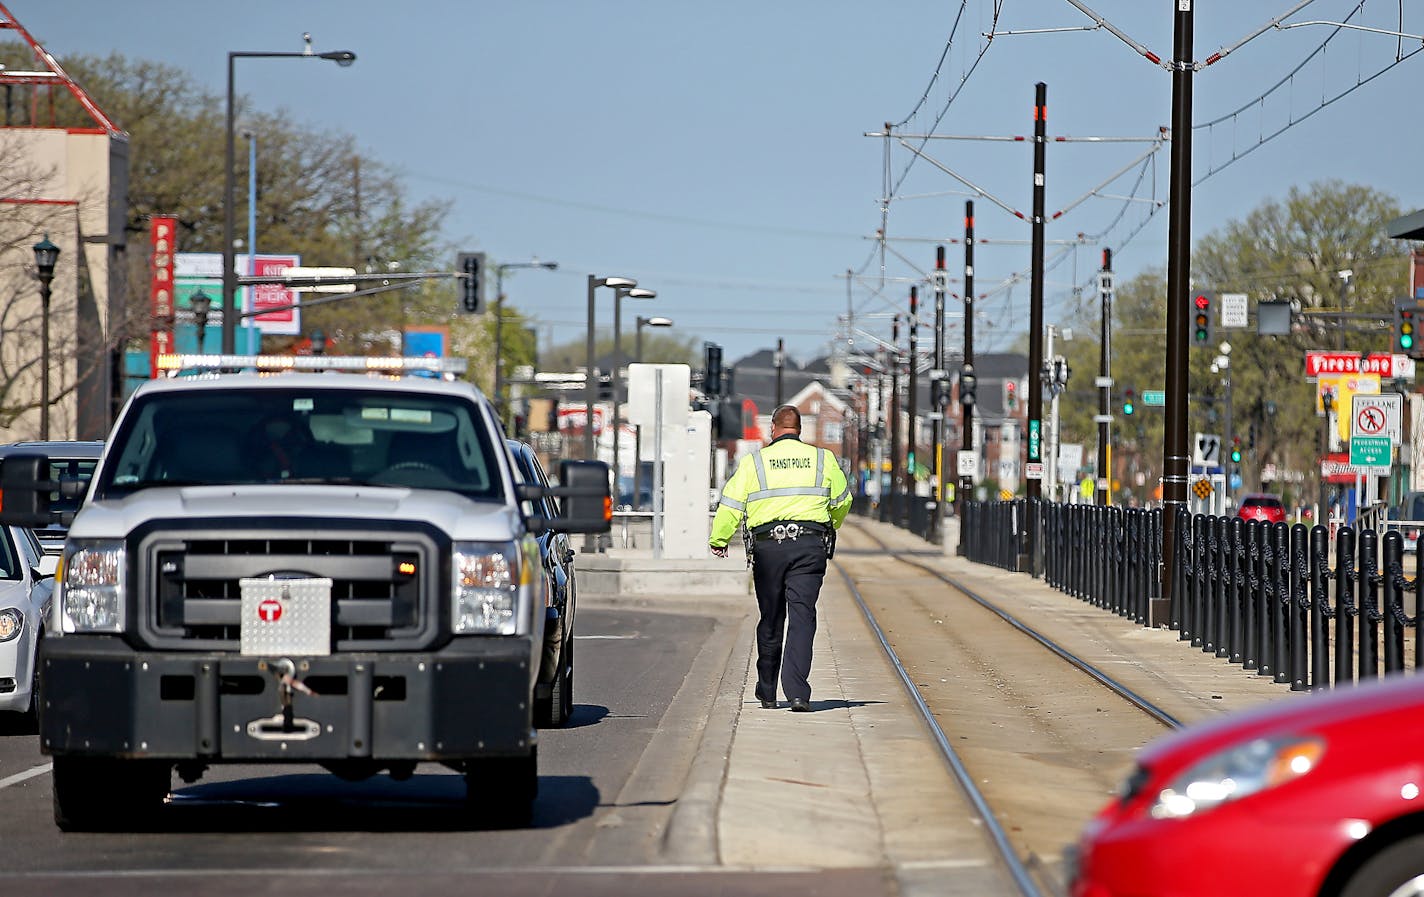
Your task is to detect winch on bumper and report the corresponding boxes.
[38,635,535,761]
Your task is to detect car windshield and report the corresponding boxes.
[94,387,506,501]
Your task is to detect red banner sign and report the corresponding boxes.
[1320,452,1377,484]
[1305,351,1407,379]
[149,216,177,379]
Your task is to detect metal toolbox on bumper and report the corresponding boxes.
[38,636,535,761]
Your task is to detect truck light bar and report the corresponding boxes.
[155,354,468,376]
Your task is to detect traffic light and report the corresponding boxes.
[703,343,724,395]
[931,377,950,410]
[1122,387,1135,416]
[1190,290,1214,347]
[1005,379,1017,411]
[959,365,977,408]
[1230,436,1242,464]
[1394,297,1423,357]
[597,373,612,400]
[456,251,485,313]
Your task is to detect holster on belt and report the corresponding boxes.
[741,524,754,570]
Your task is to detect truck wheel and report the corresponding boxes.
[464,746,537,828]
[557,636,574,723]
[53,757,171,832]
[1341,835,1424,897]
[536,638,573,729]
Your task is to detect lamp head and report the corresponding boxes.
[32,233,59,278]
[644,316,674,328]
[598,276,636,289]
[625,288,656,300]
[190,290,213,317]
[320,50,357,67]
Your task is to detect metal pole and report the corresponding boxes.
[39,277,50,440]
[934,245,947,534]
[1046,326,1058,500]
[613,289,624,491]
[908,286,919,492]
[1097,248,1113,506]
[222,53,237,354]
[890,315,902,513]
[634,321,644,510]
[653,369,664,559]
[1027,82,1047,574]
[1161,0,1195,624]
[1224,363,1234,509]
[584,274,597,553]
[494,265,506,422]
[960,201,975,513]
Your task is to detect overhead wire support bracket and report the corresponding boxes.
[1060,0,1169,68]
[896,139,1024,220]
[1197,0,1318,67]
[1274,20,1424,45]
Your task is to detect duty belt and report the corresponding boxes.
[752,521,826,542]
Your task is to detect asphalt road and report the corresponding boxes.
[0,604,876,897]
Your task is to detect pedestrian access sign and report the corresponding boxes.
[1349,435,1391,470]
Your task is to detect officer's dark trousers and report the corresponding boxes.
[751,535,828,703]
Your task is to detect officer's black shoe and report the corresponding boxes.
[789,697,811,713]
[760,699,777,709]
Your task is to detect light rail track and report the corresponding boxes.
[832,519,1185,897]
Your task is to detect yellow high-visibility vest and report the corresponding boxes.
[709,436,851,548]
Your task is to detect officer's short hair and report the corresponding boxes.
[772,404,801,432]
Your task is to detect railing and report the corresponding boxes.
[954,500,1422,692]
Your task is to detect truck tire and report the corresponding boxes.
[464,746,537,828]
[1341,835,1424,897]
[53,757,171,831]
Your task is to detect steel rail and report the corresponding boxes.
[830,559,1047,897]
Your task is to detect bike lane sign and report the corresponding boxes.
[1350,393,1401,443]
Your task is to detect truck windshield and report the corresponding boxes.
[93,387,506,501]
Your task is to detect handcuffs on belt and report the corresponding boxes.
[742,523,837,570]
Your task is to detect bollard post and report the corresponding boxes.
[1289,524,1309,691]
[1189,515,1206,647]
[1202,514,1218,655]
[1382,531,1404,675]
[1272,523,1291,684]
[1257,520,1275,679]
[1335,527,1356,688]
[1243,521,1261,671]
[1309,525,1330,689]
[1228,517,1245,664]
[1214,516,1231,658]
[1358,529,1379,682]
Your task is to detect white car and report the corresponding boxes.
[0,525,56,718]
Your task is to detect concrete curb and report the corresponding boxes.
[659,610,754,866]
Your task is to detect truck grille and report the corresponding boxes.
[134,521,444,651]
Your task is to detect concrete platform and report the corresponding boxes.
[578,545,752,596]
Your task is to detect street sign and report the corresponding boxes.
[1192,433,1221,467]
[1141,389,1165,406]
[1027,419,1041,462]
[1193,478,1213,499]
[1221,292,1248,328]
[1350,393,1402,443]
[1025,462,1044,481]
[1349,435,1391,469]
[957,451,977,478]
[1306,351,1411,379]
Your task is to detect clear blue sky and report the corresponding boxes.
[23,1,1424,365]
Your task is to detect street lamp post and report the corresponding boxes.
[612,286,656,494]
[223,36,355,354]
[32,234,59,441]
[190,289,212,353]
[493,259,558,428]
[633,315,673,509]
[584,275,637,553]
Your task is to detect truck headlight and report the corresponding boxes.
[61,541,126,633]
[1150,735,1324,819]
[0,608,21,642]
[452,541,526,634]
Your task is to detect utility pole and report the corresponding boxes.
[933,245,947,537]
[960,201,976,516]
[1097,248,1114,506]
[1026,81,1048,573]
[908,285,919,494]
[890,315,902,520]
[1161,0,1195,625]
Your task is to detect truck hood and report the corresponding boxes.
[67,484,524,542]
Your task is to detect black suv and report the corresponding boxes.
[506,439,577,727]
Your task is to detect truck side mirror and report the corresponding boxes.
[0,454,55,528]
[550,460,613,534]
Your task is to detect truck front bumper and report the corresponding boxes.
[38,635,535,762]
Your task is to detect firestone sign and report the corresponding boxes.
[1304,351,1414,379]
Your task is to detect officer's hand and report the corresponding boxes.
[711,545,728,558]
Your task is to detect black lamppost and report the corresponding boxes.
[310,329,326,356]
[223,36,355,354]
[32,234,59,441]
[190,289,212,354]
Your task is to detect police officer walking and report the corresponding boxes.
[710,404,852,711]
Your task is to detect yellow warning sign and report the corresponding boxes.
[1192,477,1213,500]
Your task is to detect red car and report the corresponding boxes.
[1070,674,1424,897]
[1237,492,1286,523]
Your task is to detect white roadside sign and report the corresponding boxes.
[1350,392,1403,444]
